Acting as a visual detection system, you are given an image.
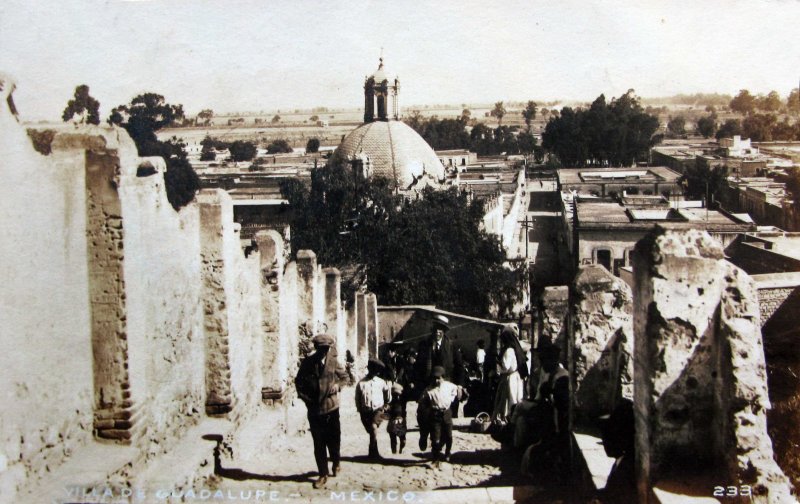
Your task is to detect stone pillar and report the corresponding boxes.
[255,230,285,403]
[199,190,234,416]
[356,292,367,358]
[296,250,319,335]
[569,265,633,425]
[323,268,343,356]
[632,228,791,503]
[365,293,379,359]
[85,148,142,443]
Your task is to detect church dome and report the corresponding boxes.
[332,121,445,190]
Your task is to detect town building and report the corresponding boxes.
[562,193,753,276]
[557,166,683,199]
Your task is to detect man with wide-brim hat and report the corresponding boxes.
[295,334,349,489]
[414,314,463,388]
[355,358,391,459]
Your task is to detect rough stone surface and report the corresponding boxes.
[569,265,633,423]
[538,286,568,350]
[633,227,793,503]
[256,230,286,396]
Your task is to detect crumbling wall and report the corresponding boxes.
[0,82,95,496]
[633,227,793,503]
[256,230,286,401]
[569,265,633,423]
[198,190,264,421]
[119,153,204,454]
[538,286,569,349]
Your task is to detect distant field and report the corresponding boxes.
[158,101,725,149]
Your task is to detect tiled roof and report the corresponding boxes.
[332,121,445,188]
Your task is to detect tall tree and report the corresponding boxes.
[108,93,198,210]
[742,113,777,142]
[696,114,717,138]
[667,115,687,136]
[280,165,526,318]
[197,109,214,125]
[715,118,742,140]
[306,137,320,153]
[680,164,729,203]
[522,100,538,130]
[62,84,100,125]
[541,90,660,167]
[730,89,756,115]
[491,101,506,125]
[757,91,782,112]
[788,89,800,115]
[228,140,257,162]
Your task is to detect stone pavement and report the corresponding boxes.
[204,388,569,503]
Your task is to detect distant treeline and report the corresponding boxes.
[641,93,733,107]
[404,115,540,157]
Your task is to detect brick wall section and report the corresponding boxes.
[198,190,264,420]
[757,287,798,326]
[256,230,285,400]
[84,148,137,442]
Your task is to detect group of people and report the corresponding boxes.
[293,314,571,489]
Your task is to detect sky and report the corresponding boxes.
[1,0,800,121]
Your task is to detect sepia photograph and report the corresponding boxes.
[1,1,800,502]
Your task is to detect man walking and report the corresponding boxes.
[295,334,349,489]
[355,358,391,459]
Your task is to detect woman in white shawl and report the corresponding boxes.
[492,324,529,424]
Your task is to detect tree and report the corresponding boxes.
[715,118,742,140]
[306,138,320,153]
[730,89,756,115]
[757,91,782,112]
[280,165,526,317]
[267,139,293,154]
[696,114,717,138]
[108,93,197,210]
[680,164,729,203]
[522,101,537,130]
[788,89,800,115]
[460,108,471,122]
[228,140,257,162]
[197,109,214,125]
[667,115,686,136]
[491,101,506,125]
[271,114,281,124]
[541,90,660,167]
[309,115,319,122]
[742,113,777,142]
[62,84,100,125]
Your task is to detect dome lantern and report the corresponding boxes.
[363,56,400,123]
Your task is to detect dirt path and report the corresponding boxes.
[209,388,528,501]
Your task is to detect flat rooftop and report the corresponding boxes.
[558,166,681,185]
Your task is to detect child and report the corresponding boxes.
[355,358,391,459]
[387,383,407,454]
[419,366,468,465]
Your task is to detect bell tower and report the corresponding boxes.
[363,55,400,123]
